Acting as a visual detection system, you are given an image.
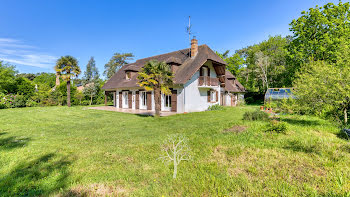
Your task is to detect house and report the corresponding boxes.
[102,38,245,113]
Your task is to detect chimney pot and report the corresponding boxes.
[191,38,198,57]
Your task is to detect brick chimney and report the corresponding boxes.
[191,37,198,57]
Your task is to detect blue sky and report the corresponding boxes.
[0,0,341,78]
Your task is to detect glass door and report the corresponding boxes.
[122,91,128,108]
[140,91,147,109]
[162,94,171,111]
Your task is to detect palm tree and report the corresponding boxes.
[137,60,173,117]
[55,56,81,107]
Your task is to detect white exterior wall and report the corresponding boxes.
[132,91,136,109]
[151,91,155,111]
[224,93,231,106]
[182,61,221,112]
[176,87,184,113]
[116,91,119,108]
[115,88,140,109]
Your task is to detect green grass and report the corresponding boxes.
[0,106,350,196]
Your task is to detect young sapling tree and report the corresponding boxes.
[159,134,192,179]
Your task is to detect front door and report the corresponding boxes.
[140,91,147,110]
[122,91,128,108]
[162,94,171,111]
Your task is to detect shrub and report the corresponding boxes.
[0,93,6,109]
[81,100,90,106]
[13,94,27,108]
[245,97,254,104]
[243,110,269,121]
[0,94,16,108]
[207,104,225,111]
[265,120,288,134]
[15,77,35,99]
[26,99,38,107]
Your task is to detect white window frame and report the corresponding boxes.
[140,91,147,109]
[210,90,216,102]
[162,93,172,111]
[122,91,128,108]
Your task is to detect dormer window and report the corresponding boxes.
[126,71,131,80]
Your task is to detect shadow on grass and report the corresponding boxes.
[0,133,30,151]
[134,114,153,117]
[336,130,350,141]
[283,139,320,154]
[0,153,73,196]
[282,118,321,126]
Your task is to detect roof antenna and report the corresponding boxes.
[186,16,192,57]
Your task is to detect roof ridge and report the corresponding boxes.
[131,44,208,63]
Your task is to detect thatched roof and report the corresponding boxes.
[224,70,245,93]
[102,45,227,90]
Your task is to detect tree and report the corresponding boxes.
[16,73,36,81]
[159,134,191,179]
[293,60,350,124]
[237,35,290,92]
[82,57,100,105]
[54,56,81,107]
[216,50,244,76]
[288,2,350,78]
[33,73,56,88]
[75,91,84,105]
[104,53,133,79]
[137,60,173,117]
[255,51,270,90]
[14,77,35,99]
[0,61,17,94]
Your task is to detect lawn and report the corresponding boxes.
[0,106,349,196]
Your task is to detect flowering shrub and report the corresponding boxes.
[0,94,28,108]
[0,94,17,109]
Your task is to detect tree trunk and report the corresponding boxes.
[67,80,71,107]
[173,160,177,179]
[154,87,161,117]
[344,108,348,124]
[90,94,93,106]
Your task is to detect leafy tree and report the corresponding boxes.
[255,51,270,89]
[137,60,173,117]
[0,61,17,94]
[82,57,100,105]
[104,53,133,79]
[33,73,56,88]
[54,56,81,107]
[294,60,350,124]
[216,50,244,76]
[55,81,78,106]
[75,91,84,105]
[14,77,35,99]
[288,2,350,78]
[237,35,290,92]
[16,73,36,81]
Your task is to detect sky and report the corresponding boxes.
[0,0,342,78]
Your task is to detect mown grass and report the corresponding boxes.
[0,106,349,196]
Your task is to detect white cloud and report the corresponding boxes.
[0,38,57,68]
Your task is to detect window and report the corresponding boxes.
[126,72,131,80]
[200,66,209,77]
[141,91,147,107]
[123,91,128,106]
[210,90,217,102]
[165,95,171,108]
